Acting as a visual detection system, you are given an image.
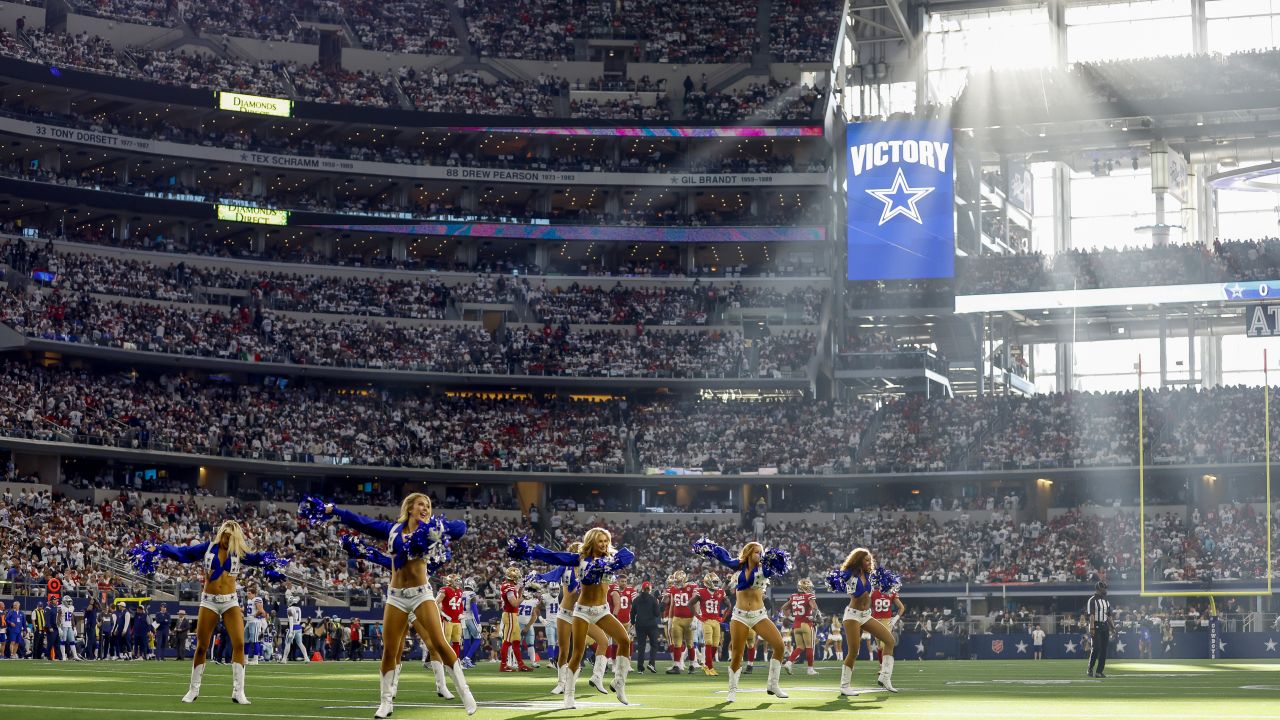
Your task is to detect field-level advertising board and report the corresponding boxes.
[1137,353,1274,597]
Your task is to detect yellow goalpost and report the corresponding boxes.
[1137,353,1274,598]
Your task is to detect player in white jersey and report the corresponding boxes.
[58,596,81,661]
[279,597,309,663]
[460,580,481,668]
[518,587,543,668]
[539,580,562,666]
[243,589,266,664]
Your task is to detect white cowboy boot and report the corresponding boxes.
[181,662,205,703]
[726,667,741,702]
[877,655,898,693]
[449,660,477,715]
[430,661,454,699]
[231,662,251,704]
[766,658,788,698]
[613,656,631,705]
[375,670,394,719]
[562,667,580,709]
[840,664,858,695]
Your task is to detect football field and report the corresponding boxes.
[1,659,1278,720]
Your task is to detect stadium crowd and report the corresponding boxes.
[0,159,825,227]
[1,285,823,377]
[2,487,1273,626]
[0,28,826,120]
[52,0,839,65]
[0,102,826,175]
[7,347,1280,476]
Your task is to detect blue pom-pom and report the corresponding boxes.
[691,538,718,558]
[506,535,532,561]
[128,542,160,575]
[298,496,330,524]
[406,517,453,573]
[762,547,792,576]
[825,568,849,593]
[581,557,609,585]
[341,535,369,560]
[871,566,902,594]
[263,566,287,583]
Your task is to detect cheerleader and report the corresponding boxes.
[823,613,843,660]
[827,548,899,695]
[691,539,792,702]
[507,528,635,709]
[128,520,290,704]
[341,535,457,704]
[536,548,613,697]
[304,494,476,717]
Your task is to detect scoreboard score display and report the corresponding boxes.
[844,120,955,282]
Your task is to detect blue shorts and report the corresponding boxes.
[6,630,19,643]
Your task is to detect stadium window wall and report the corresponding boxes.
[1070,336,1199,392]
[1031,344,1059,393]
[843,80,917,119]
[1214,184,1280,240]
[923,6,1054,103]
[1220,334,1280,385]
[1031,162,1058,255]
[1064,0,1194,63]
[1069,165,1185,250]
[1206,0,1280,52]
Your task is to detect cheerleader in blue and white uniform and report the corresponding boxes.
[827,547,899,695]
[128,520,290,705]
[691,539,792,702]
[535,546,614,697]
[303,492,476,718]
[341,533,459,705]
[507,527,635,709]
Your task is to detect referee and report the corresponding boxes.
[1086,581,1113,678]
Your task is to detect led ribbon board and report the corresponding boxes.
[218,91,293,118]
[845,120,955,281]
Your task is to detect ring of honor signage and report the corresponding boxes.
[845,120,955,281]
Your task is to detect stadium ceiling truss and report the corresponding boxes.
[846,0,916,47]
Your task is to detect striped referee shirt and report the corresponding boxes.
[1086,595,1111,624]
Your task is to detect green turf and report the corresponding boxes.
[1,658,1278,719]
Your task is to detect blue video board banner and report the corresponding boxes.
[845,120,955,281]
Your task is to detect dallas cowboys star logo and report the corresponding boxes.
[915,642,925,655]
[1265,638,1277,652]
[1064,640,1078,654]
[865,168,935,226]
[1228,283,1245,299]
[1115,640,1126,654]
[1015,641,1028,654]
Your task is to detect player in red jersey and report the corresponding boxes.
[438,575,466,660]
[868,586,904,670]
[662,571,698,673]
[693,573,728,676]
[499,566,531,672]
[784,577,819,675]
[605,575,637,679]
